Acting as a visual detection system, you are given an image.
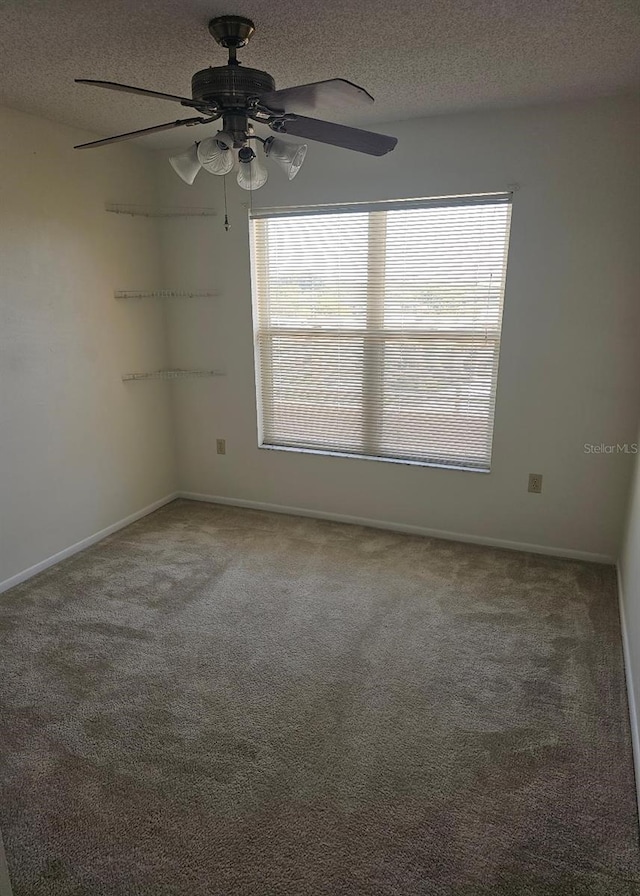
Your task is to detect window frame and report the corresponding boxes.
[250,193,512,473]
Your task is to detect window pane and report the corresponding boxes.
[259,333,364,452]
[258,213,369,329]
[380,336,499,465]
[384,203,510,332]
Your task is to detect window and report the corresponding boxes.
[250,193,512,471]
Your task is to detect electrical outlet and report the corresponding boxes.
[216,439,226,455]
[528,473,543,494]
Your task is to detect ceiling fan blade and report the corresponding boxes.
[270,115,397,156]
[259,79,374,114]
[75,79,206,110]
[74,117,211,149]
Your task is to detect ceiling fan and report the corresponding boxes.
[75,15,398,191]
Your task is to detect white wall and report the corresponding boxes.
[0,106,176,587]
[156,96,640,561]
[619,424,640,786]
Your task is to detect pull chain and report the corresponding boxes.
[223,174,230,231]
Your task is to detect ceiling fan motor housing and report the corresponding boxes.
[191,66,275,108]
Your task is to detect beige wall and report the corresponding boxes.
[156,96,640,561]
[0,106,176,587]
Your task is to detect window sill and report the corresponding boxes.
[259,443,490,474]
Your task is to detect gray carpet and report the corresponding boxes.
[0,499,638,895]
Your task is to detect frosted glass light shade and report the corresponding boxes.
[197,133,234,175]
[168,143,202,185]
[237,154,268,191]
[265,137,307,180]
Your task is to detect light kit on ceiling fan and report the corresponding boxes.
[169,133,303,190]
[73,14,398,194]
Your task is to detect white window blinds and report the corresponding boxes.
[250,194,512,471]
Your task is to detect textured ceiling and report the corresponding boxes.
[1,0,639,149]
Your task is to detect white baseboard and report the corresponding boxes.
[178,491,615,564]
[0,829,12,896]
[616,562,640,822]
[0,493,178,596]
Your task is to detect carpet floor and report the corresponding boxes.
[0,499,639,895]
